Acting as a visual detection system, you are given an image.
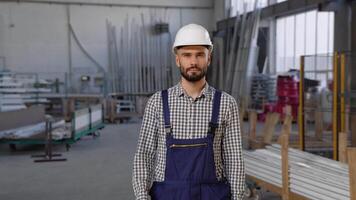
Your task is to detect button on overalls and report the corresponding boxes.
[149,90,231,200]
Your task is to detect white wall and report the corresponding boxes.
[0,1,214,84]
[213,0,226,29]
[0,3,68,74]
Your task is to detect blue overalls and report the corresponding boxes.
[149,90,231,200]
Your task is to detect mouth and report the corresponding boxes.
[187,68,201,72]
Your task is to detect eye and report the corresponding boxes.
[196,53,205,57]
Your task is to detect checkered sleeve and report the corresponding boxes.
[132,94,159,200]
[222,96,245,200]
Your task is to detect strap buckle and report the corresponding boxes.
[208,122,218,133]
[164,125,172,134]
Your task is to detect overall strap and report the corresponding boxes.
[161,90,172,135]
[209,90,222,135]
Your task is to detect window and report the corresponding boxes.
[275,10,334,73]
[229,0,289,16]
[229,0,269,16]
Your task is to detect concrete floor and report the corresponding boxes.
[0,120,280,200]
[0,122,138,200]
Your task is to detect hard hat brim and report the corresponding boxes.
[173,45,213,54]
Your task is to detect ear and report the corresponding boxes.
[175,54,180,68]
[207,52,212,66]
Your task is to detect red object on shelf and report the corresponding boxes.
[273,103,298,119]
[277,90,299,98]
[277,96,299,105]
[275,74,299,119]
[256,73,300,121]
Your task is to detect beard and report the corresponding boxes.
[180,66,207,82]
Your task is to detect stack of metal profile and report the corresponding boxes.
[266,75,277,102]
[0,73,51,112]
[243,144,350,200]
[250,74,268,111]
[105,16,173,95]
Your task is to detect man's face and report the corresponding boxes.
[175,46,211,82]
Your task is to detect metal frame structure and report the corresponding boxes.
[299,52,351,160]
[332,52,339,160]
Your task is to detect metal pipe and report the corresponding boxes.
[106,20,113,93]
[140,14,146,92]
[134,21,140,93]
[148,11,153,92]
[128,18,133,93]
[244,146,351,200]
[290,182,348,200]
[120,28,126,93]
[230,3,248,96]
[0,56,6,71]
[124,16,129,93]
[159,32,163,90]
[299,55,305,151]
[341,53,346,133]
[141,13,149,92]
[162,29,167,89]
[268,145,349,173]
[113,25,120,93]
[217,38,224,89]
[224,10,240,91]
[111,25,116,93]
[134,22,140,93]
[66,5,73,92]
[333,52,339,160]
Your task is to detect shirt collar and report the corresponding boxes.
[174,82,212,100]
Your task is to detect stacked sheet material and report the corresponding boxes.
[0,120,71,140]
[244,144,350,200]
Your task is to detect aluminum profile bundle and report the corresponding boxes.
[106,12,173,95]
[243,145,350,200]
[250,74,269,111]
[209,4,261,112]
[0,73,51,111]
[0,120,67,140]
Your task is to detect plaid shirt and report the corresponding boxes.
[132,83,245,200]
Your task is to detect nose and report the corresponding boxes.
[190,56,198,66]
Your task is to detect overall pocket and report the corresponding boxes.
[167,143,208,180]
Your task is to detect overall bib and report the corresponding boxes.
[149,90,231,200]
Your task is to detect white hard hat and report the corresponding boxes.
[173,24,213,53]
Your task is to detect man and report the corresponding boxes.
[132,24,245,200]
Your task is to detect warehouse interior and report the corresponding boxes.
[1,0,356,199]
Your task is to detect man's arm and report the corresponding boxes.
[132,96,158,200]
[223,97,245,200]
